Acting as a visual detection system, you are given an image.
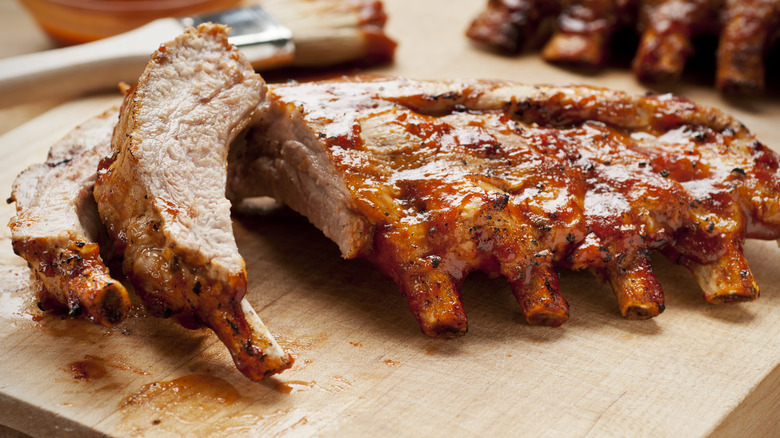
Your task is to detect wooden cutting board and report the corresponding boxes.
[2,1,780,437]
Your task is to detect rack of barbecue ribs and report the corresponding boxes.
[8,30,780,377]
[466,0,780,95]
[228,75,780,337]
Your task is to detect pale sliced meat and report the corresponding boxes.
[8,109,131,327]
[94,24,292,380]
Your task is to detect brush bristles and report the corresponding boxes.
[256,0,396,66]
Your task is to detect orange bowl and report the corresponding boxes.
[20,0,242,46]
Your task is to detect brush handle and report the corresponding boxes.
[0,19,185,108]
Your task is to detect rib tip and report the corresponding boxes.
[526,311,569,327]
[420,319,468,339]
[621,302,664,320]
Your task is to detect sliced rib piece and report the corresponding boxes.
[93,24,292,380]
[8,109,131,327]
[230,75,780,336]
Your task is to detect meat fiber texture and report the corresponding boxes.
[8,109,131,327]
[229,75,780,338]
[93,23,292,380]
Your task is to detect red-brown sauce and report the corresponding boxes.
[122,373,240,408]
[20,0,241,46]
[70,355,107,381]
[68,354,150,381]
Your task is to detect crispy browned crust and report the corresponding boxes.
[11,236,130,326]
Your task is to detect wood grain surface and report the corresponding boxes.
[1,0,780,437]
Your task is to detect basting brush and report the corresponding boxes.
[0,0,396,108]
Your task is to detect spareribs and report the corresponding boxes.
[230,75,780,337]
[466,0,780,94]
[8,109,131,327]
[8,26,780,378]
[93,24,292,380]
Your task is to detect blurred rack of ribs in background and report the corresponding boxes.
[466,0,780,96]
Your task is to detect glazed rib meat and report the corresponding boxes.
[466,0,780,94]
[229,75,780,337]
[8,109,131,327]
[93,24,292,380]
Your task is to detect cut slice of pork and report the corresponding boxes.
[94,24,292,380]
[9,109,131,327]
